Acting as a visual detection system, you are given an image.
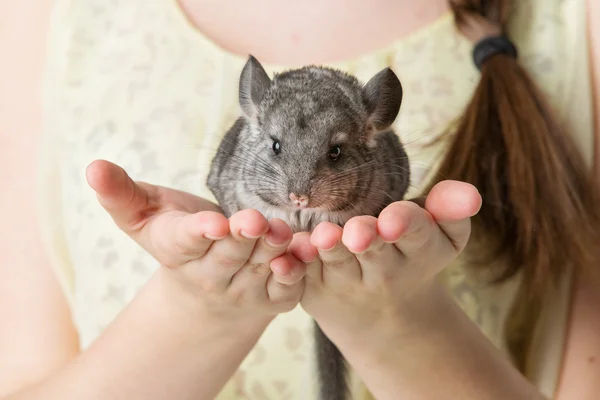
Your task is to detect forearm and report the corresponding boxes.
[336,282,546,400]
[5,268,269,400]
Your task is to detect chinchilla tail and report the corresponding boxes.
[314,321,349,400]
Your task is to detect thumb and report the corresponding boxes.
[86,159,156,233]
[423,180,482,252]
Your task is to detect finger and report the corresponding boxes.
[342,215,379,254]
[342,216,403,283]
[168,211,229,264]
[196,209,270,291]
[86,159,156,233]
[132,209,229,268]
[230,219,293,290]
[423,180,481,252]
[311,222,361,286]
[227,209,271,240]
[288,232,322,281]
[270,252,307,286]
[378,200,437,256]
[266,253,305,312]
[288,232,318,263]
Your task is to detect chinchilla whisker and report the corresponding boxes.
[399,126,436,140]
[188,142,277,175]
[215,151,283,179]
[401,129,443,146]
[355,188,396,203]
[220,179,280,187]
[338,159,379,172]
[327,162,409,184]
[322,189,389,206]
[322,162,381,185]
[328,185,398,204]
[423,169,449,181]
[336,199,363,215]
[323,173,385,187]
[380,171,409,177]
[199,134,284,178]
[329,159,379,173]
[348,181,422,194]
[334,160,388,175]
[342,197,389,213]
[374,189,396,202]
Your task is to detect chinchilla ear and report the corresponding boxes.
[239,55,271,119]
[362,67,403,134]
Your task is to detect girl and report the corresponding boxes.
[1,0,599,399]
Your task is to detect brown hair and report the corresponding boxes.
[428,0,600,371]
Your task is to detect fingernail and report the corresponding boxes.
[264,234,286,248]
[204,233,226,241]
[265,238,280,248]
[320,241,338,252]
[240,230,261,240]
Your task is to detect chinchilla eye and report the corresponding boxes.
[328,145,341,161]
[272,140,281,155]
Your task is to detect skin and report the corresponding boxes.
[289,193,544,400]
[0,0,599,399]
[5,160,308,400]
[0,0,79,394]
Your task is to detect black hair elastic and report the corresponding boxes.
[472,35,518,70]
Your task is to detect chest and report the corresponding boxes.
[177,0,449,65]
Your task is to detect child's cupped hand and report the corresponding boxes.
[289,180,482,346]
[86,159,307,324]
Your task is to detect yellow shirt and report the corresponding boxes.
[38,0,594,398]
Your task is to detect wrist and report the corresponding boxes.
[60,267,272,400]
[323,281,543,400]
[153,266,274,336]
[325,281,450,360]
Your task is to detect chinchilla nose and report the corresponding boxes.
[289,193,310,208]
